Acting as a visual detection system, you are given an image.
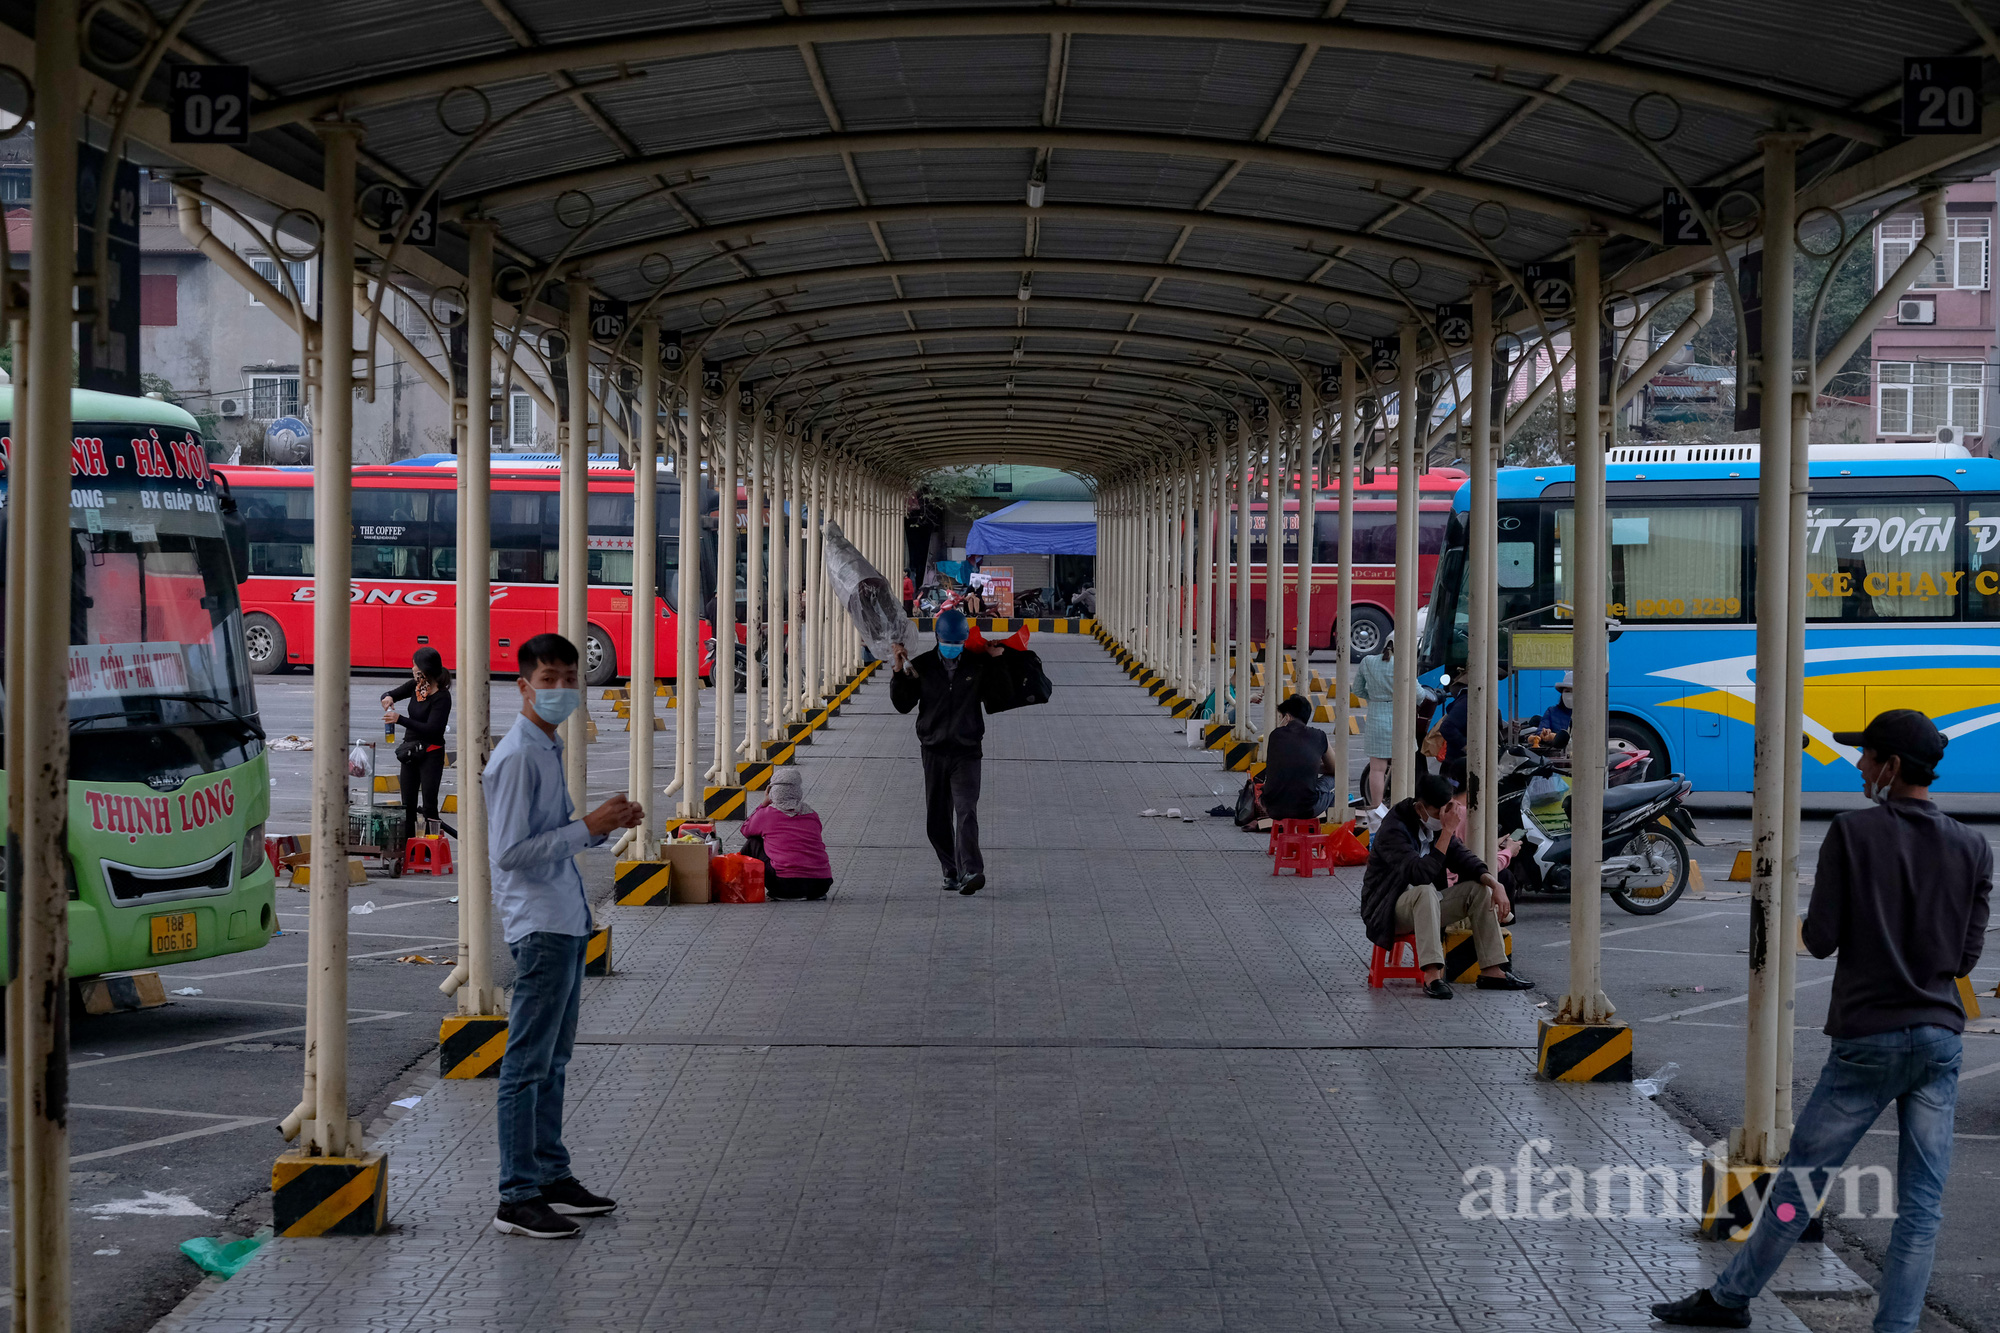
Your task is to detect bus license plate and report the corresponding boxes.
[149,912,197,955]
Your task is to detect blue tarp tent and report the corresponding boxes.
[964,500,1097,556]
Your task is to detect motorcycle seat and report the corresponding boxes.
[1601,779,1680,815]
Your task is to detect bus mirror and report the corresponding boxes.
[213,476,252,583]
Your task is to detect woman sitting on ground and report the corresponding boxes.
[741,768,833,900]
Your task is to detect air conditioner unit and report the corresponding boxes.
[1938,425,1964,447]
[1898,298,1937,324]
[218,397,244,418]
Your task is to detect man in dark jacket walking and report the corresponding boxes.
[1654,710,1991,1331]
[1360,772,1532,999]
[890,608,1015,895]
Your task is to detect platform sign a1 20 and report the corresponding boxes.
[170,66,250,145]
[1903,58,1982,135]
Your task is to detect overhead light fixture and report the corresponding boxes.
[1026,168,1046,209]
[1017,275,1033,301]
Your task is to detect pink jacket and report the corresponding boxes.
[743,803,833,879]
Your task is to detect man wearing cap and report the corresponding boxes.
[889,608,1016,896]
[1529,671,1574,739]
[1655,709,1990,1330]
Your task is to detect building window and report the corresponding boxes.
[1881,214,1991,290]
[248,374,302,421]
[510,391,535,448]
[139,273,177,326]
[1877,361,1984,436]
[248,256,312,308]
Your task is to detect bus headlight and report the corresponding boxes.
[241,822,267,879]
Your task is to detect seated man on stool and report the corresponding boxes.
[1359,772,1533,999]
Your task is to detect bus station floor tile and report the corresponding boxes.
[161,636,1827,1332]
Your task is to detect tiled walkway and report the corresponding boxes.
[165,636,1821,1332]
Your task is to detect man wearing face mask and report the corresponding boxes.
[1358,772,1531,999]
[1655,710,1990,1330]
[485,633,645,1239]
[889,607,1013,895]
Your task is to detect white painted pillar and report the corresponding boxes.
[1391,324,1420,806]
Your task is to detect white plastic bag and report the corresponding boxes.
[1633,1062,1680,1098]
[821,520,918,663]
[347,744,372,778]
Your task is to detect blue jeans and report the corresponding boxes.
[497,931,588,1204]
[1713,1024,1962,1333]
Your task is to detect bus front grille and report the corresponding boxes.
[100,847,236,907]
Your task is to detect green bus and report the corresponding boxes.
[0,390,275,981]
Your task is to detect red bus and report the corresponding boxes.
[219,462,724,687]
[1240,467,1464,656]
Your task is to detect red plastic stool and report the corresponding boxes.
[1269,818,1334,877]
[403,835,454,876]
[1368,934,1425,988]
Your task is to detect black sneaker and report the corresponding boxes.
[492,1199,579,1238]
[539,1176,616,1216]
[957,871,987,896]
[940,874,960,892]
[1651,1289,1751,1328]
[1476,972,1536,991]
[1422,978,1453,1000]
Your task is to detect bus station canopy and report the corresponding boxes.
[38,0,2000,483]
[965,500,1099,555]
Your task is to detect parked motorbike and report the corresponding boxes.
[1495,744,1699,915]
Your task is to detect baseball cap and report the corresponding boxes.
[1557,672,1574,692]
[935,608,970,644]
[1832,709,1946,765]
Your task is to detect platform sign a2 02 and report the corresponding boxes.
[1903,58,1982,135]
[170,66,250,145]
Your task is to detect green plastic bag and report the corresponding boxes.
[178,1228,271,1279]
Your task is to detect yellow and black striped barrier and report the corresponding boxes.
[1535,1020,1633,1083]
[702,786,750,820]
[439,1014,508,1079]
[1203,723,1233,750]
[1222,741,1262,772]
[1442,929,1513,984]
[1168,695,1197,719]
[584,926,612,977]
[272,1149,390,1237]
[1701,1160,1825,1242]
[613,859,673,906]
[1960,974,1982,1019]
[915,616,1092,634]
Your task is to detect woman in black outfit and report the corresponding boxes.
[381,648,453,837]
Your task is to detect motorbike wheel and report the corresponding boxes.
[1607,824,1689,916]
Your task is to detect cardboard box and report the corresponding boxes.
[665,841,711,904]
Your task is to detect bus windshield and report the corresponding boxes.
[4,422,257,734]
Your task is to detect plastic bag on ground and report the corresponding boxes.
[1324,820,1370,866]
[821,520,917,663]
[712,853,766,904]
[178,1228,272,1279]
[1633,1062,1681,1098]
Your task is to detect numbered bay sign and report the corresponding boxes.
[702,362,725,397]
[1523,260,1574,317]
[589,296,628,343]
[376,188,437,251]
[1435,303,1473,349]
[661,330,685,371]
[170,66,250,145]
[1904,57,1982,135]
[1661,186,1722,247]
[1370,334,1400,381]
[1318,362,1339,397]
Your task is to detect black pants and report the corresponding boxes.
[401,747,445,826]
[921,746,983,879]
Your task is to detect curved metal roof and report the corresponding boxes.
[34,0,2000,479]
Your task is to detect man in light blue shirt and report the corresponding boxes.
[486,632,643,1240]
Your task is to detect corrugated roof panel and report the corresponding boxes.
[178,0,512,95]
[1045,150,1217,212]
[1268,48,1529,175]
[1035,218,1183,265]
[585,50,834,156]
[1059,36,1304,141]
[505,0,784,43]
[818,37,1049,130]
[879,218,1030,260]
[853,148,1040,206]
[675,155,862,226]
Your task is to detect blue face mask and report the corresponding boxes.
[533,688,581,725]
[936,642,964,660]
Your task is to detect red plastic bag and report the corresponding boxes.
[711,853,767,904]
[1325,820,1370,866]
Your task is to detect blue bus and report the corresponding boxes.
[1417,449,2000,792]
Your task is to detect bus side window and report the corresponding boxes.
[1553,502,1748,624]
[239,485,313,576]
[1350,511,1396,563]
[1805,498,1961,622]
[430,491,456,580]
[587,490,635,586]
[351,489,431,580]
[1965,504,2000,620]
[490,490,545,584]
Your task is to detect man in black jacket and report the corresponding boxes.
[1654,710,1991,1330]
[890,608,1013,896]
[1359,773,1532,999]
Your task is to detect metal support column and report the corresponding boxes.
[1740,132,1804,1165]
[743,396,765,758]
[676,377,701,816]
[1196,440,1216,714]
[1334,354,1358,811]
[11,3,76,1319]
[561,279,591,810]
[1391,324,1420,806]
[1294,388,1316,702]
[784,431,804,723]
[1262,416,1284,740]
[1467,282,1498,867]
[1558,231,1615,1029]
[629,321,662,855]
[1233,412,1252,739]
[714,387,738,781]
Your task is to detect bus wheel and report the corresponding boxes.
[244,613,289,675]
[583,624,618,688]
[1345,607,1392,662]
[1608,716,1670,783]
